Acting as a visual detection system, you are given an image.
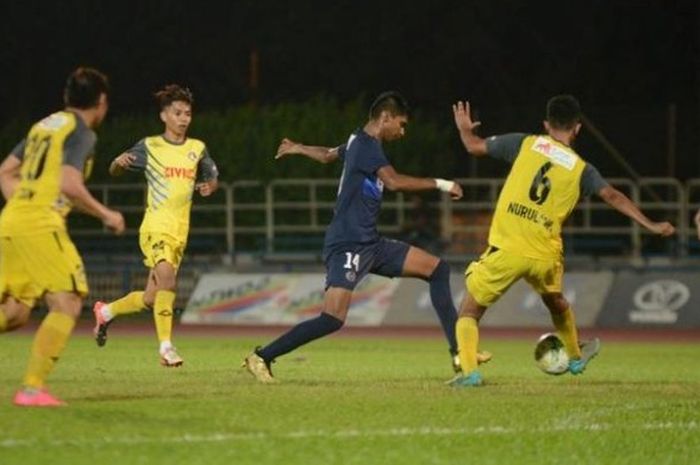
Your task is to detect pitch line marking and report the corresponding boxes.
[1,421,697,449]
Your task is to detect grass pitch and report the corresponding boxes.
[1,331,699,465]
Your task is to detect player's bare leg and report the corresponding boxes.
[244,287,350,383]
[0,297,30,333]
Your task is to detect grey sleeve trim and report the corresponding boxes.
[11,139,26,160]
[580,163,609,197]
[63,126,96,170]
[125,139,148,172]
[196,147,219,182]
[485,133,528,164]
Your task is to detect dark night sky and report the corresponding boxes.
[1,0,699,176]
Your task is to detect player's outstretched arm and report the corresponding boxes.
[275,138,340,164]
[109,152,137,176]
[62,165,125,234]
[377,165,463,199]
[598,185,675,236]
[0,153,22,200]
[453,101,488,157]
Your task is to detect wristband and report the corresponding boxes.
[435,178,455,193]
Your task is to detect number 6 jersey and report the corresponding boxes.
[485,133,608,260]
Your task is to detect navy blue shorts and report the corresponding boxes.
[324,238,411,290]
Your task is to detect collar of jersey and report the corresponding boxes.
[160,134,187,146]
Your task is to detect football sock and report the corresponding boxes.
[456,316,479,374]
[23,312,76,389]
[257,312,344,362]
[425,260,459,354]
[551,307,582,359]
[153,290,176,344]
[0,309,7,332]
[106,291,146,320]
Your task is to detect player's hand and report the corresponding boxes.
[649,221,675,237]
[452,101,481,133]
[196,179,218,197]
[449,183,463,200]
[694,210,700,240]
[103,209,125,235]
[113,152,136,168]
[275,138,301,160]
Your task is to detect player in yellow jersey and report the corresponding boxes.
[0,67,125,406]
[448,96,675,387]
[91,84,219,367]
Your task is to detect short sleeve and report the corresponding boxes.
[485,133,527,164]
[123,139,148,172]
[580,163,609,197]
[11,139,26,161]
[196,147,219,182]
[63,127,96,170]
[357,142,389,175]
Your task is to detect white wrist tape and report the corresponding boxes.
[435,178,455,193]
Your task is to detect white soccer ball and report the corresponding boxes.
[534,333,569,375]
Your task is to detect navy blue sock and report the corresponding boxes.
[424,260,458,354]
[257,312,344,362]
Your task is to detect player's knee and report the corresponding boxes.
[2,304,31,331]
[142,295,154,309]
[46,292,82,318]
[427,259,450,282]
[320,312,345,332]
[155,272,176,291]
[9,306,31,329]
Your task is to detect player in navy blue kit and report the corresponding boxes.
[243,91,490,383]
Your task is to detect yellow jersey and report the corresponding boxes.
[0,111,95,236]
[486,134,604,260]
[124,135,218,243]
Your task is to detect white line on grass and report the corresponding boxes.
[1,421,697,449]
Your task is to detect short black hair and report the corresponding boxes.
[546,95,581,130]
[154,84,194,110]
[64,67,109,109]
[369,91,410,120]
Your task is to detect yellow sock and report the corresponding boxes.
[456,316,479,374]
[0,309,7,332]
[23,312,76,389]
[109,291,146,317]
[551,307,582,359]
[153,290,176,344]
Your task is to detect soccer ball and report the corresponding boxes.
[534,333,569,375]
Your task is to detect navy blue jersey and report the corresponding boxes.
[323,129,390,254]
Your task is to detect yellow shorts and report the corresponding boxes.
[0,230,88,307]
[139,232,185,269]
[465,246,563,307]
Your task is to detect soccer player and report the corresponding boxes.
[449,96,675,387]
[91,84,219,367]
[0,67,125,406]
[243,91,490,383]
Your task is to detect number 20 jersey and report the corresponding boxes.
[0,111,95,236]
[488,135,586,260]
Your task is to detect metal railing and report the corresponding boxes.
[73,177,698,258]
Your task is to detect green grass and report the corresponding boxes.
[1,333,699,465]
